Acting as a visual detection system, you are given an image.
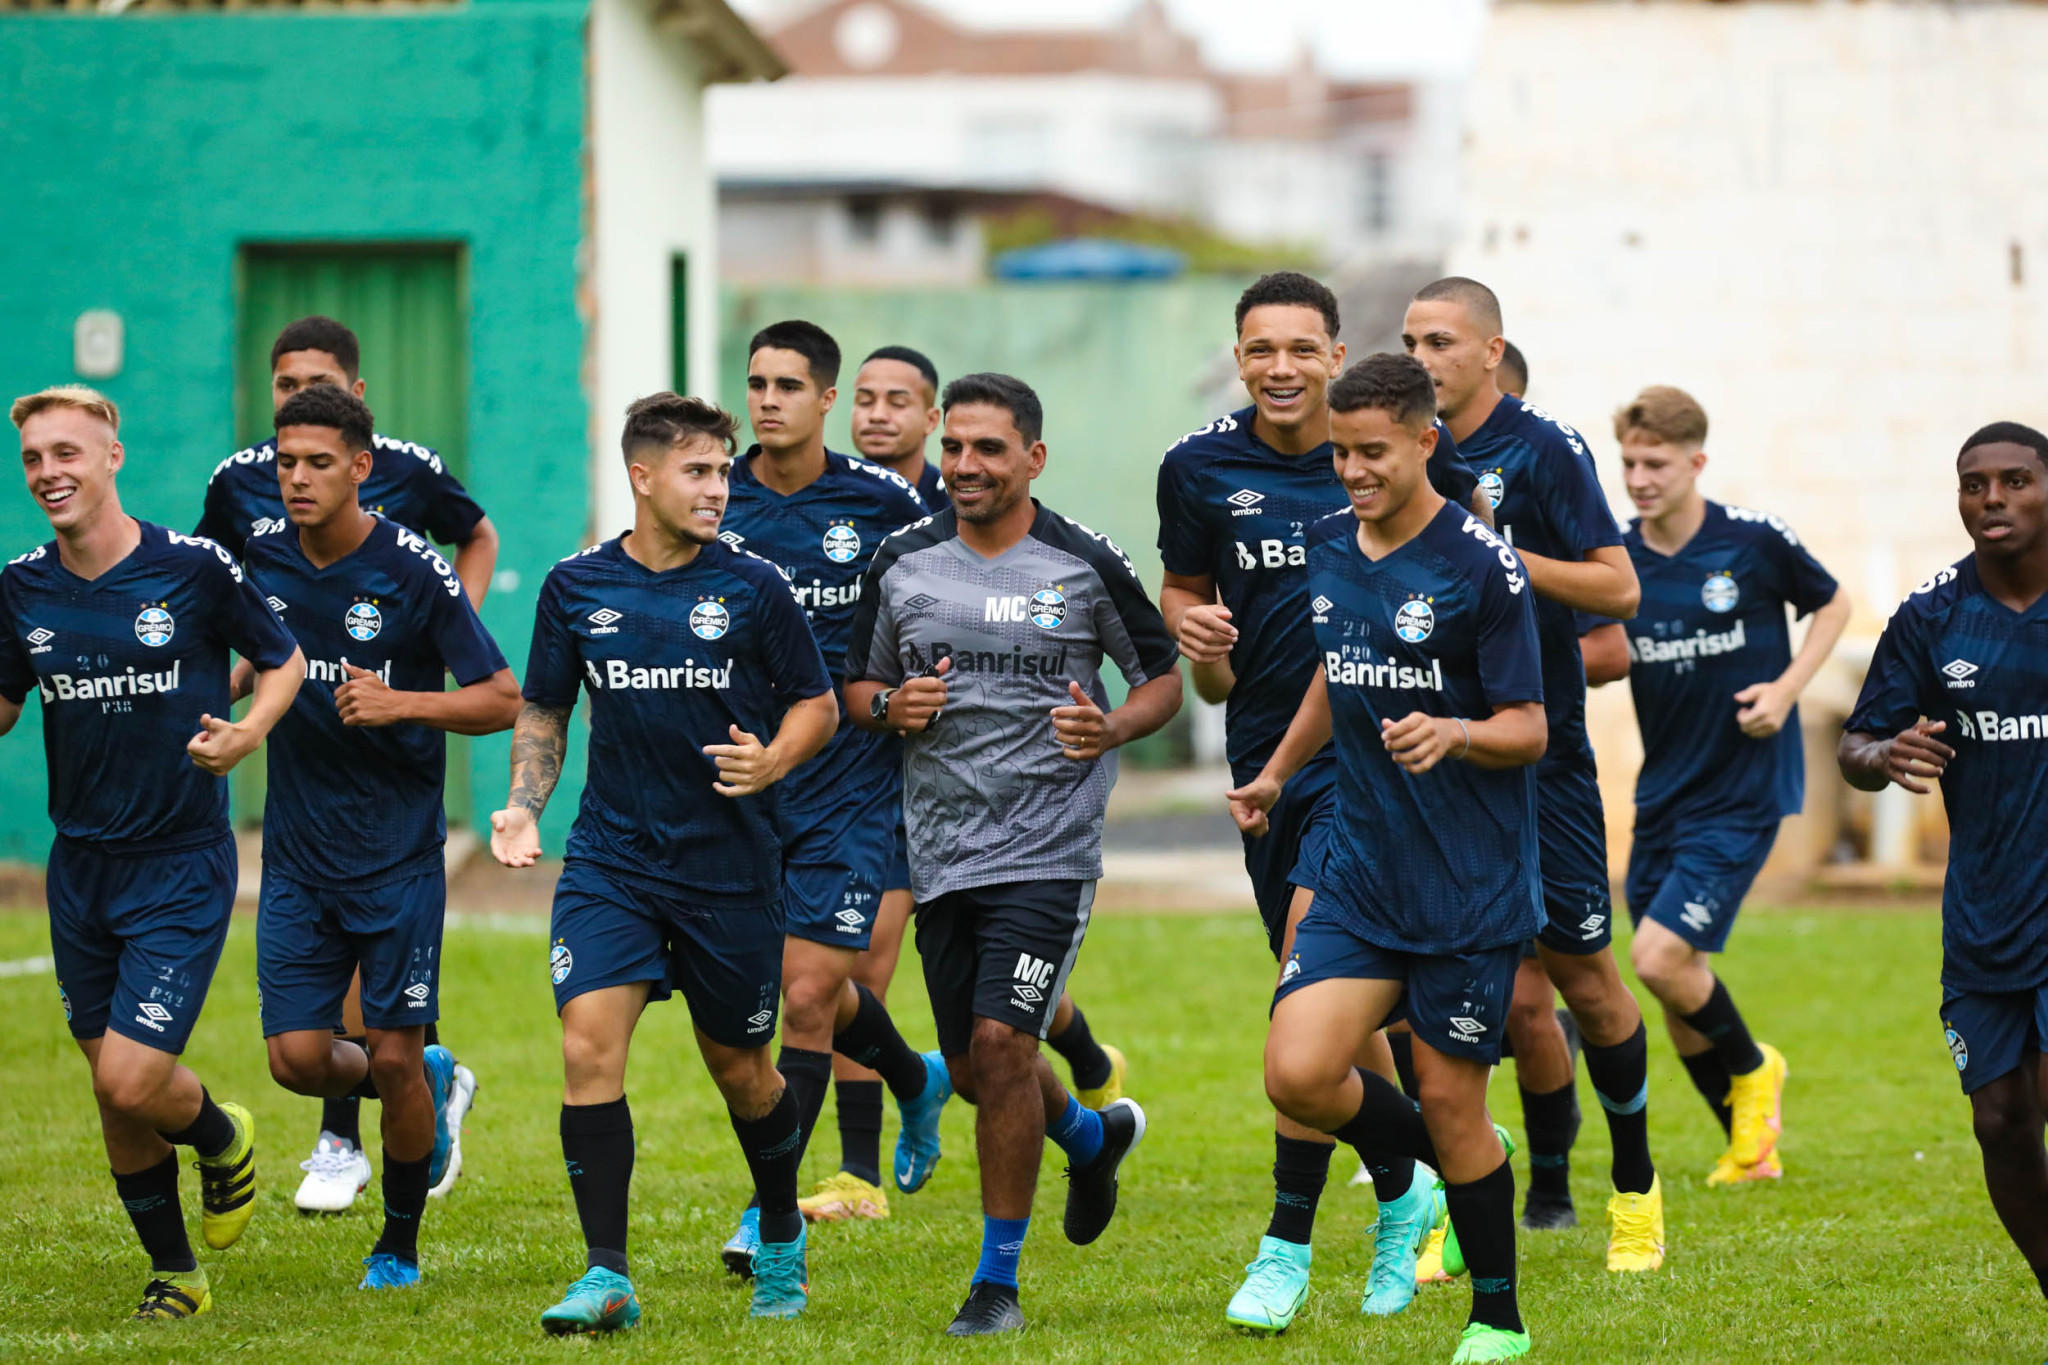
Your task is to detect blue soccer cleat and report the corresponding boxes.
[1363,1162,1444,1316]
[358,1253,421,1290]
[749,1226,808,1319]
[894,1050,953,1194]
[722,1206,760,1278]
[422,1045,457,1190]
[539,1266,641,1335]
[1225,1235,1311,1333]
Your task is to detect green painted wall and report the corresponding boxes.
[0,4,591,860]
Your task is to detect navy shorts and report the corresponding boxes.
[1624,821,1778,953]
[916,879,1094,1058]
[782,791,894,951]
[1534,762,1614,955]
[1940,985,2048,1095]
[887,817,912,894]
[548,859,783,1050]
[256,864,445,1036]
[1275,907,1521,1066]
[1241,752,1338,960]
[46,832,236,1053]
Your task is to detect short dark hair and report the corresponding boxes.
[1412,276,1504,337]
[941,372,1043,446]
[275,384,374,453]
[271,316,361,379]
[1327,354,1438,432]
[1235,271,1340,338]
[1959,420,2048,470]
[621,392,739,465]
[861,345,939,398]
[749,320,841,389]
[1498,340,1528,396]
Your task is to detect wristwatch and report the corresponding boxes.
[871,688,896,725]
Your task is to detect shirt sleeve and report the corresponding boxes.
[1844,607,1929,737]
[1536,444,1626,559]
[1757,520,1840,618]
[1475,550,1546,708]
[1155,455,1212,579]
[520,572,584,709]
[1090,553,1182,688]
[1573,609,1620,638]
[753,567,834,707]
[842,554,904,688]
[0,583,35,707]
[1427,423,1481,507]
[205,543,298,669]
[193,470,246,560]
[421,572,509,687]
[412,458,488,548]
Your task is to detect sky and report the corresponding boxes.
[730,0,1491,79]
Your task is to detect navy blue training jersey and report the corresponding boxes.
[1156,406,1480,773]
[912,461,948,511]
[721,451,927,811]
[196,434,486,560]
[522,535,835,905]
[1845,557,2048,993]
[245,517,508,887]
[0,522,298,851]
[1308,503,1545,954]
[1625,502,1838,841]
[1457,396,1625,773]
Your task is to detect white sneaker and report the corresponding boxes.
[428,1064,477,1199]
[294,1133,371,1214]
[1349,1158,1373,1189]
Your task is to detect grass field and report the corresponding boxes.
[0,903,2036,1364]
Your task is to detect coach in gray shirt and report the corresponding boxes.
[844,372,1182,1335]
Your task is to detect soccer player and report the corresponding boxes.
[851,344,948,510]
[1612,386,1848,1182]
[241,386,521,1287]
[1497,342,1529,401]
[845,372,1181,1335]
[1157,271,1485,1330]
[489,393,839,1329]
[1840,421,2048,1306]
[2,386,304,1319]
[1230,353,1546,1365]
[717,321,952,1247]
[1403,277,1665,1275]
[196,315,495,1212]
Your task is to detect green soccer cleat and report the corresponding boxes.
[1364,1163,1443,1316]
[1451,1322,1533,1362]
[196,1101,257,1250]
[1225,1235,1311,1333]
[749,1226,808,1319]
[539,1266,641,1335]
[131,1270,210,1321]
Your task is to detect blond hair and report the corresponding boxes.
[1613,385,1706,448]
[12,385,120,433]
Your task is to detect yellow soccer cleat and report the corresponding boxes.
[1414,1208,1454,1285]
[1605,1177,1666,1272]
[1706,1148,1783,1187]
[1077,1045,1127,1111]
[1726,1043,1787,1170]
[196,1101,257,1251]
[132,1270,211,1321]
[798,1171,890,1223]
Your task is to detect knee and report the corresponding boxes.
[944,1054,977,1105]
[1971,1097,2036,1160]
[1262,1048,1338,1125]
[968,1018,1035,1082]
[708,1048,776,1108]
[561,1025,624,1089]
[265,1040,330,1095]
[91,1066,160,1120]
[1628,936,1686,995]
[1506,992,1554,1040]
[367,1044,422,1101]
[780,972,842,1038]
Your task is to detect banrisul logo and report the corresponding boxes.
[1702,572,1740,613]
[345,600,383,642]
[134,603,174,647]
[689,598,730,641]
[1028,587,1067,630]
[822,520,862,564]
[1394,596,1435,644]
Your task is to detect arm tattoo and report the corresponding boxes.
[508,701,570,819]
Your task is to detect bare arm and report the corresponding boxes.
[1190,657,1235,704]
[1735,586,1852,737]
[703,690,840,796]
[1468,488,1496,529]
[453,516,501,611]
[188,648,307,775]
[1839,720,1953,796]
[333,664,523,735]
[1517,543,1641,619]
[0,695,20,738]
[490,700,571,867]
[1225,668,1334,835]
[1580,622,1631,687]
[1161,570,1236,665]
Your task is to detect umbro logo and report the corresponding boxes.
[1311,595,1333,621]
[133,1001,173,1032]
[834,908,866,927]
[1227,488,1266,517]
[404,982,431,1003]
[1447,1016,1486,1041]
[904,592,940,613]
[1012,983,1044,1005]
[1578,913,1607,939]
[265,597,287,614]
[1942,658,1978,689]
[588,607,622,635]
[25,627,53,653]
[747,1009,774,1030]
[718,530,745,546]
[1681,901,1713,933]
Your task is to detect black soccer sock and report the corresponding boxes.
[1265,1135,1333,1245]
[1520,1082,1579,1200]
[1679,976,1766,1076]
[1584,1023,1655,1195]
[1331,1067,1441,1170]
[157,1087,236,1160]
[835,1078,885,1185]
[1444,1160,1523,1335]
[1679,1049,1735,1137]
[562,1097,634,1275]
[731,1086,806,1245]
[371,1151,431,1264]
[113,1153,197,1274]
[423,1021,440,1048]
[830,986,928,1102]
[1047,1004,1114,1092]
[1386,1030,1422,1100]
[777,1045,834,1166]
[324,1038,368,1146]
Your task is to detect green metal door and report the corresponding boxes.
[233,245,474,825]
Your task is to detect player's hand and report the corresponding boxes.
[1176,603,1237,665]
[1883,719,1953,794]
[1226,773,1281,837]
[1383,712,1456,774]
[1734,679,1797,737]
[1051,680,1116,760]
[705,724,783,797]
[490,806,543,867]
[335,663,409,727]
[890,657,950,732]
[186,713,260,775]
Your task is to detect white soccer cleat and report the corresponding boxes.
[1349,1158,1373,1189]
[295,1134,371,1214]
[429,1064,478,1199]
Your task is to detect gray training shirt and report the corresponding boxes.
[843,502,1180,902]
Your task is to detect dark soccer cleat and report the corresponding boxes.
[1521,1187,1578,1230]
[945,1282,1025,1336]
[131,1273,210,1321]
[1062,1096,1145,1246]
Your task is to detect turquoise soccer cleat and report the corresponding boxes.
[539,1266,641,1335]
[1225,1235,1311,1333]
[1364,1162,1444,1316]
[358,1253,421,1290]
[722,1206,760,1278]
[894,1051,953,1194]
[422,1045,457,1190]
[749,1226,809,1319]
